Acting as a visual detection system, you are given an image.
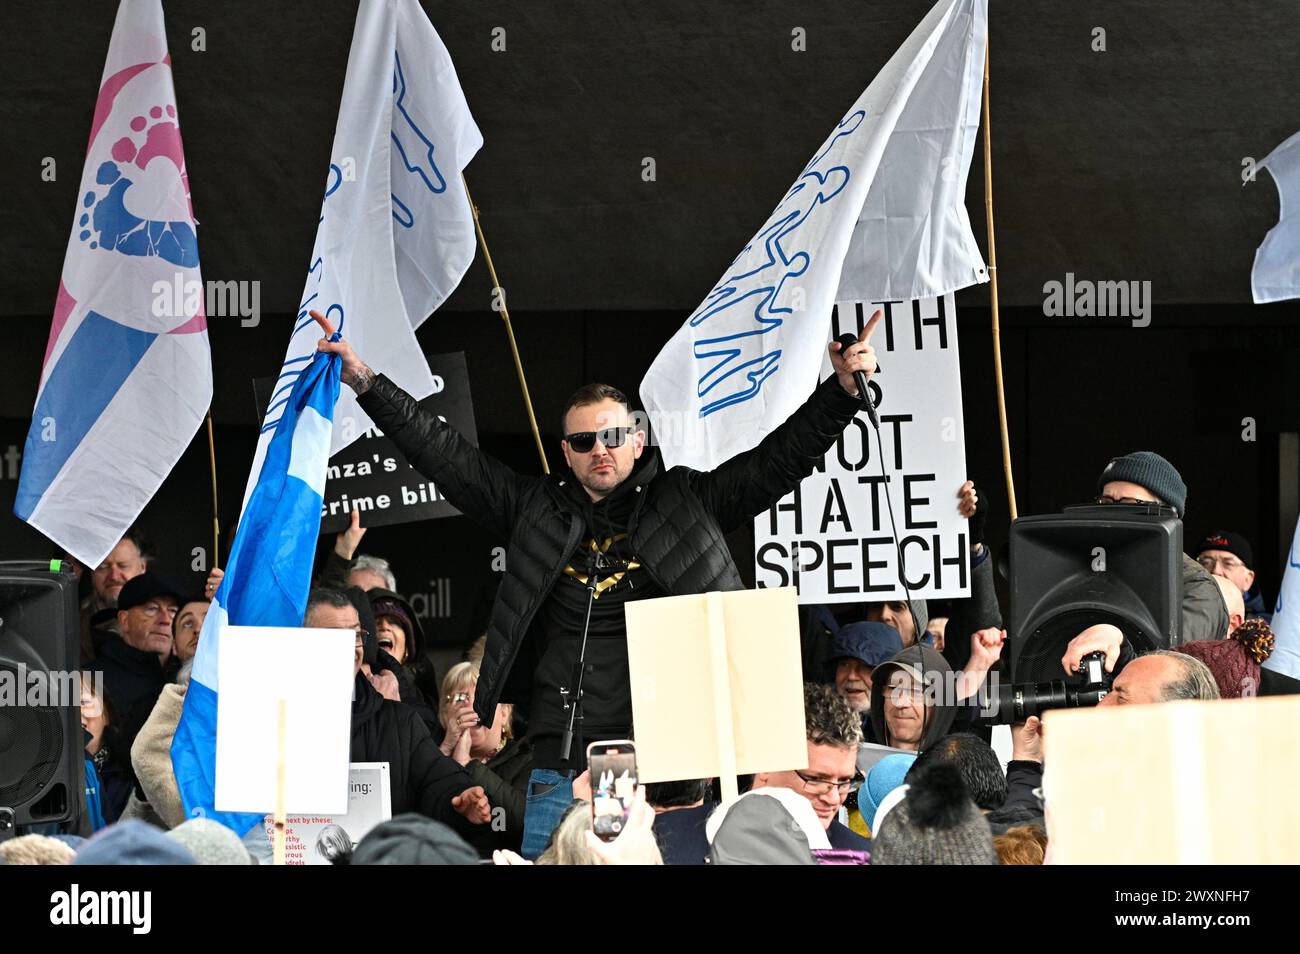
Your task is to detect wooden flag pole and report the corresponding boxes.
[705,593,740,805]
[273,699,288,865]
[461,175,551,475]
[205,410,221,569]
[981,38,1018,520]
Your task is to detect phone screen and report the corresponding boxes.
[587,741,637,842]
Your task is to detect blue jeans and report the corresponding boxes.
[521,768,575,860]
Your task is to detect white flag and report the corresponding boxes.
[1268,517,1300,681]
[641,0,987,471]
[1251,129,1300,304]
[247,0,481,508]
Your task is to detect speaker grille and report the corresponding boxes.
[0,663,64,808]
[1014,607,1159,685]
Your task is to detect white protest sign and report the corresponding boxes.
[627,588,807,787]
[754,294,969,603]
[215,626,355,814]
[262,762,392,865]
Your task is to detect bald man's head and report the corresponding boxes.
[1213,574,1244,637]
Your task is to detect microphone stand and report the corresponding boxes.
[560,548,602,764]
[835,332,922,651]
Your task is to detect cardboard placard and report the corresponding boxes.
[215,626,355,814]
[262,762,392,865]
[625,587,807,785]
[754,295,970,603]
[1043,696,1300,864]
[252,352,478,534]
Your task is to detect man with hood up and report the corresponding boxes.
[869,625,1006,750]
[870,644,958,752]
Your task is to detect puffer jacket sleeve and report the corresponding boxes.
[693,375,864,532]
[358,374,527,541]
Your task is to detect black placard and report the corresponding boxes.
[253,352,477,534]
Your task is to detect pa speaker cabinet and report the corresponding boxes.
[1008,505,1182,684]
[0,560,84,830]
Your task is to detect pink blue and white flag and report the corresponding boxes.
[14,0,211,568]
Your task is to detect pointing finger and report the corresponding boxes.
[309,309,335,337]
[859,308,884,345]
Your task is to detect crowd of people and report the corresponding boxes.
[5,317,1293,867]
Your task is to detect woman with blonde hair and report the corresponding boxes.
[438,661,534,854]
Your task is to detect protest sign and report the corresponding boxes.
[626,587,807,797]
[215,626,354,815]
[262,763,392,865]
[1044,696,1300,863]
[252,351,477,534]
[755,295,969,603]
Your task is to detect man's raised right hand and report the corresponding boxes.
[311,309,374,393]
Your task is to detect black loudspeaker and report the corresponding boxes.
[1008,505,1183,684]
[0,560,84,833]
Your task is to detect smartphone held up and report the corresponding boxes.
[587,740,638,842]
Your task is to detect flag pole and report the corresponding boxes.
[981,38,1018,520]
[461,175,551,475]
[205,410,221,569]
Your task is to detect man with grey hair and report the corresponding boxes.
[349,554,396,592]
[1097,650,1220,706]
[750,683,871,852]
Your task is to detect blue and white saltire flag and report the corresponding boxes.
[1267,516,1300,681]
[172,349,341,834]
[244,0,481,508]
[15,0,211,567]
[641,0,988,470]
[1250,129,1300,304]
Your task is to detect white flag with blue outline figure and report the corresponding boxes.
[641,0,988,471]
[246,0,481,507]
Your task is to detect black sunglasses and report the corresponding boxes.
[564,426,635,453]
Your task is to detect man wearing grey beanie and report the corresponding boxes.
[1095,450,1229,644]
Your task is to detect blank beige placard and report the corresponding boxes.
[625,587,807,784]
[1043,695,1300,864]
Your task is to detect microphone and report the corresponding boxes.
[836,332,880,429]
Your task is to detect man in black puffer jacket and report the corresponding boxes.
[310,307,882,856]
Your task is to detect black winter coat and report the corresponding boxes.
[349,673,479,834]
[359,372,864,728]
